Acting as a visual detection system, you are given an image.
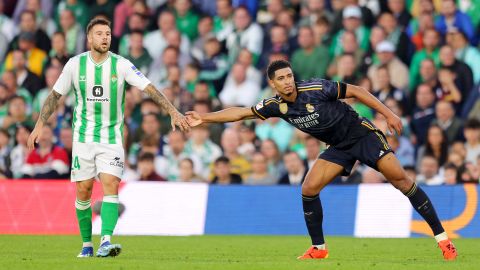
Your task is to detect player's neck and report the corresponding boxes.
[89,50,109,64]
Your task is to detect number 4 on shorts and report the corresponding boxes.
[73,156,81,170]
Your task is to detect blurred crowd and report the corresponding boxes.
[0,0,479,185]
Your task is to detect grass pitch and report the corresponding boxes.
[0,235,477,270]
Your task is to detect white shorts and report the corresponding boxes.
[70,141,125,182]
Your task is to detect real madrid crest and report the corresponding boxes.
[279,103,288,114]
[306,103,314,113]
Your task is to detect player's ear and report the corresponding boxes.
[267,79,275,90]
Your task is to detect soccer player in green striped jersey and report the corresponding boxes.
[27,18,190,258]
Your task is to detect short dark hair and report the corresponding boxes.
[138,152,155,162]
[86,18,111,34]
[464,118,480,129]
[215,156,230,165]
[266,60,292,80]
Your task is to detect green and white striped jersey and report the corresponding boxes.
[53,51,151,145]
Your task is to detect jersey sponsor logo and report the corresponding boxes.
[110,157,124,169]
[279,103,288,114]
[288,113,320,129]
[92,85,103,97]
[306,103,314,113]
[131,65,144,78]
[255,101,264,110]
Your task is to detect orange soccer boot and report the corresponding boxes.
[297,246,329,260]
[438,239,458,261]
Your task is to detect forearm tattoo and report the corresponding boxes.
[39,91,62,124]
[144,84,177,114]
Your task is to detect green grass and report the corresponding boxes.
[0,235,478,270]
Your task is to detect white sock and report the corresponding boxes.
[101,235,111,245]
[434,232,448,243]
[82,242,93,248]
[314,244,326,250]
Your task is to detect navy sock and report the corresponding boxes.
[302,194,325,245]
[405,183,444,235]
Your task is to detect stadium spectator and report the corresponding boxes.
[0,1,15,42]
[446,25,480,84]
[409,28,441,91]
[0,71,32,109]
[260,24,294,68]
[46,31,72,69]
[21,124,69,179]
[113,0,136,37]
[7,49,44,95]
[292,26,330,80]
[377,12,411,65]
[219,62,260,107]
[260,138,285,181]
[211,156,242,184]
[5,32,47,78]
[137,152,166,181]
[238,121,257,157]
[184,124,222,179]
[191,101,223,145]
[235,48,262,87]
[218,128,251,180]
[463,118,480,164]
[388,0,412,29]
[122,30,153,76]
[178,158,203,182]
[435,0,475,44]
[32,66,61,122]
[0,128,11,178]
[90,0,116,22]
[59,126,73,159]
[148,45,179,89]
[415,58,438,93]
[298,0,332,27]
[416,155,443,185]
[386,133,415,167]
[435,68,462,105]
[443,162,458,185]
[372,65,408,112]
[416,124,449,171]
[431,100,463,143]
[312,16,331,47]
[330,53,360,84]
[411,83,436,146]
[59,9,85,55]
[255,116,294,153]
[9,124,30,178]
[213,0,234,42]
[244,151,276,185]
[144,10,189,60]
[9,10,50,53]
[2,95,33,137]
[330,5,370,57]
[439,45,474,100]
[198,37,229,92]
[130,112,164,160]
[173,0,200,42]
[226,6,263,65]
[327,30,363,79]
[117,12,148,56]
[165,29,192,69]
[278,151,307,185]
[191,15,214,62]
[368,40,409,91]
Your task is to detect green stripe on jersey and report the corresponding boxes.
[109,56,118,144]
[93,65,103,142]
[78,55,88,143]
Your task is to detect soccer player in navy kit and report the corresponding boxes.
[186,60,457,261]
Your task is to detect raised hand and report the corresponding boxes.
[185,111,203,127]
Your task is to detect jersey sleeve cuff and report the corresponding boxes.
[337,82,347,99]
[251,106,266,120]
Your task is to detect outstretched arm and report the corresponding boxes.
[143,84,190,132]
[27,91,62,150]
[345,84,402,135]
[186,107,256,127]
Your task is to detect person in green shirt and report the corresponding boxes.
[174,0,200,42]
[409,28,441,91]
[123,30,152,76]
[291,26,330,80]
[56,0,89,29]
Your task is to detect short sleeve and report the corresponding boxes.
[122,59,151,90]
[250,98,281,120]
[320,79,347,101]
[52,59,74,95]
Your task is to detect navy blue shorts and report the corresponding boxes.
[319,123,393,176]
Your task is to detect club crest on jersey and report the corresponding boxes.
[111,74,117,82]
[306,103,314,113]
[92,85,103,97]
[279,103,288,114]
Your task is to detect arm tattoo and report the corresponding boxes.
[144,84,177,114]
[39,91,62,124]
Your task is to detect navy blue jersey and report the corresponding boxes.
[251,78,370,149]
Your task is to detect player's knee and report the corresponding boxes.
[301,177,324,196]
[76,185,93,200]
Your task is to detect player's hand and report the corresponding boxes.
[185,111,203,127]
[170,111,190,132]
[27,125,42,151]
[385,114,402,136]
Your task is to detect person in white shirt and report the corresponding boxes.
[219,62,260,107]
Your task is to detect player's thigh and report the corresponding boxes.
[71,141,96,182]
[95,143,124,194]
[377,152,413,193]
[302,158,345,196]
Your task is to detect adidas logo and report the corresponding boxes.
[379,150,384,157]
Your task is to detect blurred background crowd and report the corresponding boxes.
[0,0,479,185]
